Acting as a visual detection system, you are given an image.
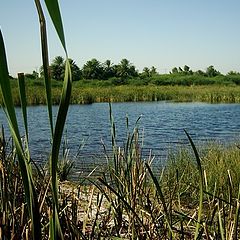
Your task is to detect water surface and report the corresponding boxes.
[1,102,240,175]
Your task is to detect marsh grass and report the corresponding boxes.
[166,142,240,201]
[2,84,240,105]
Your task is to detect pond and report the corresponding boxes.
[0,102,240,176]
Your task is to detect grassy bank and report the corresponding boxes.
[5,79,240,105]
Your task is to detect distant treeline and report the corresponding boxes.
[21,56,240,86]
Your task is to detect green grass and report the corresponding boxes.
[165,142,240,200]
[3,81,240,105]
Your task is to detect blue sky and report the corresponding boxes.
[1,0,240,76]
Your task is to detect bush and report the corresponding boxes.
[111,77,129,85]
[225,75,240,85]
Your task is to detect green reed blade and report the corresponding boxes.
[17,73,30,159]
[51,60,72,201]
[184,130,203,240]
[109,103,118,172]
[0,31,21,140]
[17,73,28,139]
[34,0,53,137]
[0,30,41,240]
[44,0,67,53]
[40,1,72,238]
[49,214,55,240]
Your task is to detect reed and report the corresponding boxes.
[88,112,240,239]
[0,0,72,238]
[2,84,240,105]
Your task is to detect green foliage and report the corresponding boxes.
[82,58,104,79]
[111,77,128,85]
[36,58,240,87]
[206,65,221,77]
[3,83,240,105]
[152,74,234,86]
[50,56,81,81]
[68,58,81,81]
[227,71,240,75]
[116,58,138,78]
[50,55,65,80]
[25,71,39,79]
[225,74,240,85]
[141,66,157,78]
[102,59,116,79]
[1,97,240,238]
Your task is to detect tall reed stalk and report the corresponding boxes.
[0,0,71,239]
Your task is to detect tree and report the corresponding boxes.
[142,66,157,77]
[195,70,205,76]
[183,65,190,72]
[50,56,65,80]
[39,65,44,78]
[171,67,178,74]
[183,65,193,75]
[102,59,116,79]
[82,58,104,79]
[25,70,39,79]
[116,59,138,78]
[150,66,157,76]
[43,56,81,81]
[206,65,220,77]
[227,71,240,75]
[68,58,81,81]
[142,67,150,77]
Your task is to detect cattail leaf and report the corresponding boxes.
[184,129,203,240]
[34,0,53,136]
[0,29,41,240]
[44,0,67,53]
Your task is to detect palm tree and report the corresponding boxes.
[116,59,138,78]
[82,58,103,79]
[150,66,157,76]
[50,56,65,80]
[68,58,81,81]
[206,65,221,77]
[103,59,116,79]
[142,67,150,77]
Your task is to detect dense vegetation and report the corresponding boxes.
[25,56,240,86]
[8,57,240,106]
[4,78,240,105]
